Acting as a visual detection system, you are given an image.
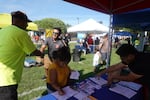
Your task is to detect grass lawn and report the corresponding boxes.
[18,42,120,100]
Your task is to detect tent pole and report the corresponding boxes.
[138,31,145,52]
[106,14,113,68]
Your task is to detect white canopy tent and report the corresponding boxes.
[67,19,109,33]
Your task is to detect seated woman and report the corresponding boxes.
[46,46,72,95]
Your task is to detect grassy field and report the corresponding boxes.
[18,42,120,100]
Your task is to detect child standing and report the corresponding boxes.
[93,48,101,73]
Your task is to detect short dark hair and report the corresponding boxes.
[116,44,138,57]
[52,46,71,63]
[53,27,62,35]
[11,11,32,22]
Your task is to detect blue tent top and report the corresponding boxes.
[113,8,150,31]
[114,31,131,36]
[114,32,137,39]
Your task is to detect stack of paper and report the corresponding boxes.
[109,84,137,99]
[73,91,98,100]
[118,81,142,91]
[70,70,80,80]
[51,86,78,100]
[73,91,89,100]
[89,77,107,86]
[77,80,95,95]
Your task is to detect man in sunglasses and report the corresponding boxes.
[40,27,67,80]
[0,11,43,100]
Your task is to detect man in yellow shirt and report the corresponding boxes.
[0,11,43,100]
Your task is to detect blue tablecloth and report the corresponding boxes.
[39,86,143,100]
[67,86,143,100]
[38,75,144,100]
[38,94,56,100]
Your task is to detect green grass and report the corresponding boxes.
[18,42,120,100]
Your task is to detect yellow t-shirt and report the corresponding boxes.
[47,63,71,87]
[0,25,36,86]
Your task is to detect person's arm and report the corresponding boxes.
[99,42,103,50]
[39,44,47,64]
[40,44,47,53]
[30,49,44,58]
[99,39,104,50]
[96,62,127,78]
[40,37,48,53]
[49,69,65,95]
[113,71,143,82]
[30,39,47,57]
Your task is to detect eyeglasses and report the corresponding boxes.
[53,32,59,34]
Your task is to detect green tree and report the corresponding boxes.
[66,24,72,28]
[34,18,67,33]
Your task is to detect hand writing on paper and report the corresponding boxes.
[95,72,103,80]
[58,89,65,95]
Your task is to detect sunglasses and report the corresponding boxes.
[53,32,59,34]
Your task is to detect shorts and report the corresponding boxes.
[101,52,107,61]
[0,84,18,100]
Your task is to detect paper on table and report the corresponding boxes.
[70,70,80,80]
[86,79,101,90]
[77,80,95,95]
[73,91,89,100]
[89,77,107,86]
[51,86,78,100]
[109,84,137,99]
[118,81,142,91]
[74,87,98,100]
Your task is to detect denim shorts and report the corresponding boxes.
[101,52,107,61]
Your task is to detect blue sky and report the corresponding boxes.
[0,0,109,26]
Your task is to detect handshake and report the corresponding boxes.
[40,53,45,58]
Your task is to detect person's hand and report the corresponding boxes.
[107,71,119,85]
[107,73,114,85]
[96,72,103,80]
[40,52,45,58]
[58,89,65,95]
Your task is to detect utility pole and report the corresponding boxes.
[77,17,79,24]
